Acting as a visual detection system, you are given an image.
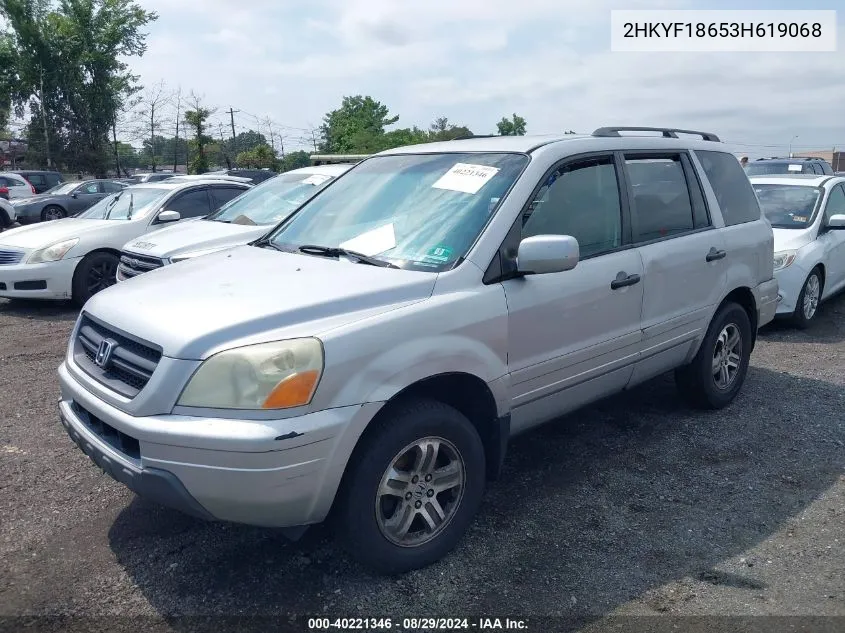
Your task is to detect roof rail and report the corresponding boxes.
[591,126,721,142]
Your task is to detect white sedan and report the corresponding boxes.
[751,174,845,327]
[0,178,250,306]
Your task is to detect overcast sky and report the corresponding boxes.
[131,0,845,157]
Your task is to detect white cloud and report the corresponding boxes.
[128,0,845,154]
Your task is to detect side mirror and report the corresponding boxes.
[71,193,78,199]
[516,234,579,275]
[156,210,181,223]
[826,214,845,229]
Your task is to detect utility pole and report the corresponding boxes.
[38,65,52,168]
[278,134,285,159]
[173,87,181,172]
[227,107,239,157]
[310,129,318,153]
[218,123,232,169]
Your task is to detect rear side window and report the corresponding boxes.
[46,173,62,187]
[624,154,701,241]
[26,174,46,186]
[166,188,211,218]
[101,181,125,193]
[696,150,762,226]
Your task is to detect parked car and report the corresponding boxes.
[750,174,845,327]
[0,172,37,201]
[0,197,15,230]
[124,172,175,184]
[206,168,279,184]
[11,179,128,223]
[10,170,64,193]
[56,127,777,574]
[0,179,250,305]
[116,164,351,281]
[160,174,252,185]
[745,157,834,176]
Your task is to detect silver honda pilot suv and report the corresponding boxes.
[57,127,778,574]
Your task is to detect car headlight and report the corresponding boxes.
[177,338,324,410]
[168,247,228,263]
[27,238,79,264]
[773,250,797,271]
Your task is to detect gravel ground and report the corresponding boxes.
[0,295,843,633]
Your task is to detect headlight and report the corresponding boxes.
[27,238,79,264]
[169,247,227,263]
[177,338,324,410]
[773,250,797,271]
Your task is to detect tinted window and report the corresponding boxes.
[101,181,125,193]
[825,185,845,222]
[523,156,622,258]
[751,184,820,229]
[625,155,694,241]
[166,189,211,218]
[26,174,46,186]
[697,150,762,226]
[46,173,63,187]
[0,177,8,186]
[210,186,247,209]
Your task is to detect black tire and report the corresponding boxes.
[790,268,823,330]
[71,252,119,307]
[674,301,753,410]
[333,398,486,574]
[41,205,66,222]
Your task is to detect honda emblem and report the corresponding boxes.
[95,339,116,368]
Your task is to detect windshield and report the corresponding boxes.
[745,162,814,176]
[206,172,335,225]
[45,182,78,195]
[77,187,170,220]
[752,184,821,229]
[264,153,528,272]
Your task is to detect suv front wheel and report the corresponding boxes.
[675,301,753,409]
[334,398,486,574]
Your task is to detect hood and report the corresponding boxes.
[0,218,119,250]
[84,245,437,359]
[122,218,266,259]
[772,227,815,252]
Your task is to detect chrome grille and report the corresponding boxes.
[73,314,162,398]
[0,249,25,265]
[118,252,165,280]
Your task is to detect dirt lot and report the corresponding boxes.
[0,295,843,632]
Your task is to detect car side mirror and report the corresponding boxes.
[826,214,845,229]
[516,234,579,275]
[71,193,78,199]
[156,210,181,223]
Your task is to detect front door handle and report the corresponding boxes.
[706,247,727,262]
[611,271,641,290]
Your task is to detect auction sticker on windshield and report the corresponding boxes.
[302,174,332,185]
[788,164,803,172]
[432,163,500,194]
[339,223,396,256]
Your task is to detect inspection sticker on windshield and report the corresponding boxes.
[424,245,453,263]
[788,164,803,172]
[432,163,500,194]
[301,174,332,186]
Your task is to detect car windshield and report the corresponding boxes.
[752,184,820,229]
[264,152,529,272]
[206,172,336,225]
[77,187,170,220]
[44,182,78,195]
[745,162,813,176]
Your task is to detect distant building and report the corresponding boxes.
[0,138,28,169]
[794,150,845,171]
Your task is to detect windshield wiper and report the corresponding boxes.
[298,244,399,268]
[103,193,122,220]
[125,193,135,220]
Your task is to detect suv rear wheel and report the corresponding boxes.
[675,301,752,409]
[334,398,486,574]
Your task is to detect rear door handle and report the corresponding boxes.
[610,271,641,290]
[706,248,727,262]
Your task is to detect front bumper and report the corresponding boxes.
[0,256,80,299]
[58,361,383,527]
[753,277,780,328]
[773,262,810,316]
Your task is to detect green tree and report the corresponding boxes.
[183,93,214,174]
[428,116,473,141]
[279,150,310,172]
[496,113,527,136]
[236,143,275,169]
[319,95,399,153]
[1,0,157,174]
[226,129,267,157]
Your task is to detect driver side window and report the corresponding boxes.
[165,188,211,219]
[522,156,623,259]
[825,185,845,222]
